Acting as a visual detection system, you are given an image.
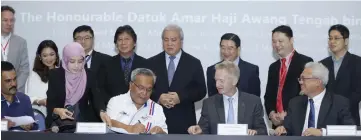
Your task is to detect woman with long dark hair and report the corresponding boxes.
[25,40,60,116]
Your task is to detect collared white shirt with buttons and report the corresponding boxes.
[1,33,12,61]
[107,91,168,133]
[302,89,326,136]
[223,89,239,124]
[165,49,182,71]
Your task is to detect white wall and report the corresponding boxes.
[3,1,361,128]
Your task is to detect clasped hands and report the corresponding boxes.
[269,111,287,126]
[159,92,180,108]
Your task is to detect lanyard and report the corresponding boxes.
[1,39,10,56]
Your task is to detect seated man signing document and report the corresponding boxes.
[106,68,167,134]
[188,61,267,135]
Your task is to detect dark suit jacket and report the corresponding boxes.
[97,53,148,111]
[283,91,355,136]
[198,91,267,135]
[88,50,111,80]
[45,67,98,128]
[207,58,260,97]
[320,52,361,125]
[264,51,313,115]
[148,51,207,134]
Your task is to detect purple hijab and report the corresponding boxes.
[62,42,87,106]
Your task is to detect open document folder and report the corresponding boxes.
[4,116,35,127]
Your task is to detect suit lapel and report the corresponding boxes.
[335,52,351,82]
[113,55,125,81]
[285,51,298,83]
[7,35,17,63]
[169,51,186,88]
[158,52,169,87]
[317,92,332,128]
[324,57,336,83]
[296,96,308,135]
[215,95,226,123]
[237,58,246,89]
[131,53,139,71]
[90,51,98,71]
[237,92,245,124]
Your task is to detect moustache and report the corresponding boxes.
[9,86,17,91]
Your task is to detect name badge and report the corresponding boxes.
[76,122,106,134]
[1,121,8,131]
[327,125,357,136]
[217,124,248,135]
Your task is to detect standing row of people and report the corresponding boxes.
[1,5,360,134]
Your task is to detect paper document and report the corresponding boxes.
[4,116,35,127]
[108,127,137,134]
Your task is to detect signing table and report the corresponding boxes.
[2,132,361,140]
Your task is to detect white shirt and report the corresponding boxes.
[1,33,12,61]
[165,50,182,71]
[279,50,295,70]
[302,89,326,136]
[107,91,168,133]
[233,57,240,66]
[223,89,239,124]
[85,49,93,69]
[25,71,48,116]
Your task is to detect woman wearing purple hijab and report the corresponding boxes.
[45,42,97,129]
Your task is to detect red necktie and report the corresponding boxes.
[276,58,287,113]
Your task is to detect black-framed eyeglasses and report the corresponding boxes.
[131,81,152,93]
[74,36,93,41]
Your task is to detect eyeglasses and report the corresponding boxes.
[298,77,319,82]
[131,81,153,93]
[74,36,93,42]
[328,37,344,41]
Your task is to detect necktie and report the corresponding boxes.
[84,55,90,69]
[276,58,287,113]
[168,56,176,86]
[308,99,315,128]
[227,97,235,124]
[123,58,131,84]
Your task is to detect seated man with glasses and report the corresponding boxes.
[274,62,355,136]
[106,68,167,134]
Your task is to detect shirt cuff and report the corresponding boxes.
[322,128,327,136]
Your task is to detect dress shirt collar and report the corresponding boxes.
[1,32,11,40]
[222,88,239,102]
[165,49,182,60]
[308,89,326,104]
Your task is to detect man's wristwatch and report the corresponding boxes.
[100,110,106,114]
